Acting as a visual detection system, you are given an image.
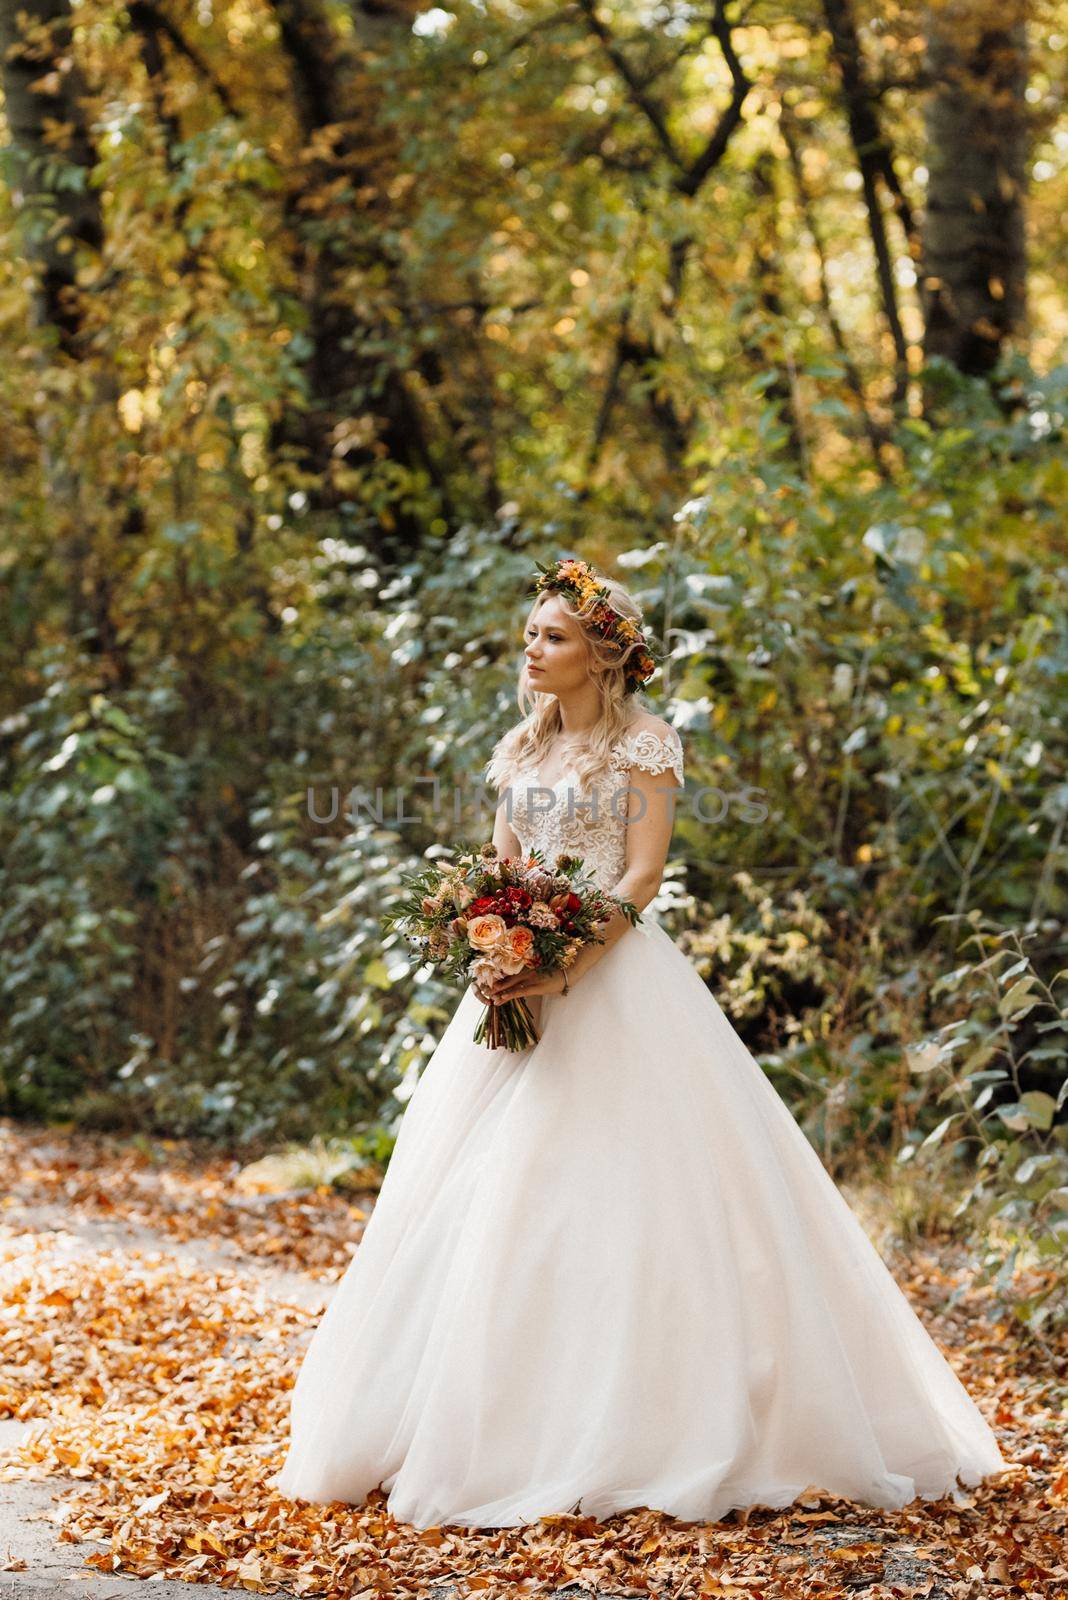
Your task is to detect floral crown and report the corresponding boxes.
[527,557,658,693]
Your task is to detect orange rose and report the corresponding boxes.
[494,931,530,976]
[505,925,535,965]
[467,913,507,951]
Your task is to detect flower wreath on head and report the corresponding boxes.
[527,556,658,694]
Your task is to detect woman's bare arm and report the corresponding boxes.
[491,789,522,861]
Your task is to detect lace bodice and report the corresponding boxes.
[505,725,684,892]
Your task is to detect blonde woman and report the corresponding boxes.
[274,556,1006,1530]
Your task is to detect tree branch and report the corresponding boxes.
[780,100,892,478]
[126,1,239,118]
[575,0,684,167]
[676,0,752,196]
[821,0,915,404]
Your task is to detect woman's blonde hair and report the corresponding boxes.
[484,573,654,795]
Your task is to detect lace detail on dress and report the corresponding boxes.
[505,724,684,892]
[614,726,684,785]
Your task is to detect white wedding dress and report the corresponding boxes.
[273,723,1006,1529]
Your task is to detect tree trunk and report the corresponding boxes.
[743,150,807,471]
[779,104,892,478]
[0,0,131,676]
[268,0,448,561]
[821,0,917,408]
[0,0,103,354]
[921,0,1029,375]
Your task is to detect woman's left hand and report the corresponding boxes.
[478,968,569,1004]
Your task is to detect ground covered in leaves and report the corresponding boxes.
[0,1120,1064,1599]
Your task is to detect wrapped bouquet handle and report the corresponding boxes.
[473,991,540,1052]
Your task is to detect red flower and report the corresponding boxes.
[468,895,501,917]
[549,889,582,918]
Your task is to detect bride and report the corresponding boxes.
[272,555,1007,1529]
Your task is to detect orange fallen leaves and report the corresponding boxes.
[0,1119,1065,1600]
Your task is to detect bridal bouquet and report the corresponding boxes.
[382,842,641,1051]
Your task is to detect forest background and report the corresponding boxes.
[0,0,1065,1334]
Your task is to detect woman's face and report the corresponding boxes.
[522,595,590,697]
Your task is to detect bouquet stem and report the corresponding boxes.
[473,997,540,1052]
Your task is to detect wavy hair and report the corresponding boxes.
[484,573,655,796]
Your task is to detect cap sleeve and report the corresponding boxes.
[616,724,684,785]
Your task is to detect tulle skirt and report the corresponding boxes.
[272,915,1007,1529]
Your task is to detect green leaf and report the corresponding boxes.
[921,1114,958,1149]
[961,1044,999,1074]
[997,1103,1033,1132]
[1019,1091,1056,1131]
[1014,1154,1060,1184]
[905,1040,941,1075]
[999,977,1037,1018]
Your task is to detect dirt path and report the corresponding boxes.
[0,1194,327,1598]
[0,1121,1062,1599]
